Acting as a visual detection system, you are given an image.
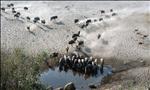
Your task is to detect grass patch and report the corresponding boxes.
[1,48,49,90]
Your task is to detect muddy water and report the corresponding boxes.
[39,59,112,90]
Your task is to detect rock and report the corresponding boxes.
[64,82,76,90]
[88,84,97,89]
[46,85,53,90]
[56,87,63,90]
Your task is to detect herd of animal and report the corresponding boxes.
[1,3,119,75]
[66,8,118,52]
[73,9,117,29]
[1,3,58,32]
[134,29,148,45]
[1,2,117,32]
[59,54,105,75]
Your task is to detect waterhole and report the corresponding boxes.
[39,58,112,90]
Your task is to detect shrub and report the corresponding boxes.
[1,48,48,90]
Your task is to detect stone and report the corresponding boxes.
[46,85,53,90]
[88,84,97,89]
[56,87,63,90]
[64,82,76,90]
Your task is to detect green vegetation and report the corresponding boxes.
[1,48,49,90]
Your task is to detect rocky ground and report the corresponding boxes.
[1,1,150,90]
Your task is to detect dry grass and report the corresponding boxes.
[1,48,50,90]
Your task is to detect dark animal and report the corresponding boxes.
[12,10,16,13]
[81,24,88,29]
[41,20,46,24]
[99,18,103,21]
[14,12,21,17]
[73,37,77,41]
[110,9,113,12]
[26,16,30,20]
[100,58,104,74]
[1,7,5,11]
[89,85,97,89]
[10,3,14,7]
[137,32,141,35]
[16,12,21,16]
[59,57,65,67]
[85,64,92,74]
[24,7,28,10]
[77,31,80,35]
[134,29,138,32]
[66,47,69,53]
[34,17,40,21]
[86,19,92,24]
[50,16,58,20]
[7,4,11,7]
[76,45,81,50]
[51,52,59,57]
[27,26,30,30]
[101,10,105,14]
[78,41,84,46]
[33,20,37,23]
[94,19,97,22]
[143,35,148,38]
[72,34,78,38]
[12,8,15,11]
[98,34,101,39]
[72,31,80,38]
[139,42,143,45]
[14,13,19,17]
[74,19,79,23]
[68,40,75,45]
[112,13,117,16]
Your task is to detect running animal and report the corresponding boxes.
[50,16,58,21]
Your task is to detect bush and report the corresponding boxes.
[1,48,48,90]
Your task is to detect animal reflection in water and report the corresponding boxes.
[58,54,105,77]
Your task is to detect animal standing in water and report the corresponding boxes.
[100,58,104,74]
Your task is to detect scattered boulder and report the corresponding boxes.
[56,87,63,90]
[46,85,53,90]
[88,84,97,89]
[64,82,76,90]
